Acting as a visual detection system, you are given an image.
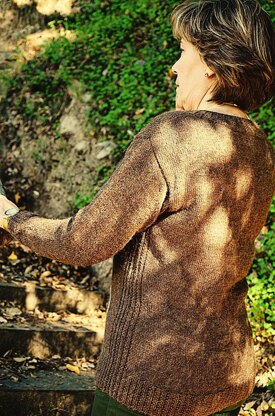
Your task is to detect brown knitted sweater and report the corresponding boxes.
[7,110,275,416]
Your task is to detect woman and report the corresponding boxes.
[0,0,274,415]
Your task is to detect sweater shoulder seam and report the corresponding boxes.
[148,135,170,198]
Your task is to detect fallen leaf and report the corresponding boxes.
[8,251,18,260]
[244,401,257,410]
[80,275,91,285]
[24,265,33,275]
[40,270,51,278]
[256,405,262,416]
[260,401,269,411]
[4,307,22,317]
[66,364,80,374]
[135,108,145,116]
[14,193,21,204]
[13,357,30,363]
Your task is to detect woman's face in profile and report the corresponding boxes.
[172,38,215,111]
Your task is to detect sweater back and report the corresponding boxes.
[95,110,275,416]
[7,110,275,416]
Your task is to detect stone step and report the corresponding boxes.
[0,368,96,416]
[0,281,105,314]
[0,321,104,359]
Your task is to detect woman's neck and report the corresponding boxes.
[197,102,249,119]
[195,89,249,119]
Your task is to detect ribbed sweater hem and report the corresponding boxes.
[95,370,255,416]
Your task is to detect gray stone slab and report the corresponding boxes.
[0,325,102,359]
[0,370,97,416]
[0,390,94,416]
[0,281,105,314]
[0,368,96,390]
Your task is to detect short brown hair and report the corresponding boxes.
[171,0,275,112]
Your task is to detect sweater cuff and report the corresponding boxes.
[7,211,40,236]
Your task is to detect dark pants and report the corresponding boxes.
[91,387,246,416]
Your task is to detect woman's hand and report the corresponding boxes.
[0,195,19,228]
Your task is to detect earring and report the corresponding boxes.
[205,72,209,77]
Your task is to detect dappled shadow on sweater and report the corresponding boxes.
[98,113,274,412]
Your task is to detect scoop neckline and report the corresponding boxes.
[192,109,261,131]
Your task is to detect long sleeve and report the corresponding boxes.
[7,131,169,266]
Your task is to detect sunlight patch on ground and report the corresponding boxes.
[13,0,75,16]
[18,28,76,60]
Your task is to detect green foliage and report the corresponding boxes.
[259,0,275,23]
[246,196,275,338]
[250,98,275,146]
[267,378,275,391]
[74,190,96,210]
[62,0,180,161]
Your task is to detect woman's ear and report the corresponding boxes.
[205,66,216,78]
[200,53,216,78]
